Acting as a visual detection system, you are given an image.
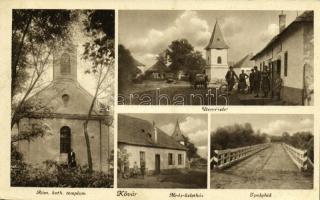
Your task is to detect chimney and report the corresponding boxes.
[279,11,286,33]
[152,121,158,143]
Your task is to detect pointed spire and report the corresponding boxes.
[205,20,229,50]
[172,120,185,142]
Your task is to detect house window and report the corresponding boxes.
[60,126,71,153]
[178,154,183,165]
[168,153,173,165]
[60,53,71,74]
[217,56,222,64]
[284,51,288,77]
[140,151,145,162]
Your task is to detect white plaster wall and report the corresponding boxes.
[17,117,112,172]
[119,144,186,171]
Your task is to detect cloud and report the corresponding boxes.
[220,17,243,38]
[197,146,208,158]
[127,11,211,63]
[261,118,313,136]
[259,23,279,43]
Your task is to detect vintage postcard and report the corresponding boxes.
[0,1,319,200]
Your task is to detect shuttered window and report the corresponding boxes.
[284,51,288,77]
[168,153,173,165]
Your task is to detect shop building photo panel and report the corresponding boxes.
[117,113,208,188]
[118,10,313,106]
[11,9,115,188]
[210,114,314,189]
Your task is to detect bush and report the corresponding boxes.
[11,160,113,188]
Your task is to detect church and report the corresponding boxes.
[205,21,230,83]
[14,43,113,172]
[118,114,187,175]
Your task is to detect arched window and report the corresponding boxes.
[217,56,222,64]
[60,126,71,153]
[60,53,71,74]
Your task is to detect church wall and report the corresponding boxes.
[119,144,186,173]
[208,49,228,66]
[17,117,112,172]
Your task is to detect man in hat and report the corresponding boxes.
[253,66,261,97]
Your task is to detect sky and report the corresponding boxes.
[119,10,301,67]
[125,113,208,158]
[210,114,313,136]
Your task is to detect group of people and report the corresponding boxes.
[120,160,146,179]
[225,66,282,99]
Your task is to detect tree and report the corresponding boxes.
[166,39,206,73]
[11,10,74,129]
[82,10,115,172]
[118,44,139,92]
[183,136,199,160]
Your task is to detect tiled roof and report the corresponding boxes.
[251,11,313,60]
[118,114,187,151]
[146,60,170,73]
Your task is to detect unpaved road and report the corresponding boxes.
[211,143,313,189]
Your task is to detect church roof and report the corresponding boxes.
[171,120,185,142]
[205,21,229,50]
[25,80,103,116]
[146,60,170,73]
[118,114,187,151]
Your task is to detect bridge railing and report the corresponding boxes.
[282,143,309,171]
[210,143,270,169]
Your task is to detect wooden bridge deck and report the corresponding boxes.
[210,143,313,189]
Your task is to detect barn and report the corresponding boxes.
[118,114,187,175]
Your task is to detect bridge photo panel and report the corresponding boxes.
[210,114,314,189]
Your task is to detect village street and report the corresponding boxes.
[118,169,207,188]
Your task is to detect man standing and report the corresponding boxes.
[225,66,238,94]
[249,69,254,94]
[253,66,261,97]
[140,159,146,179]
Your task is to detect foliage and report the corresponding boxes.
[11,9,74,129]
[118,44,141,92]
[183,136,199,160]
[11,160,113,188]
[271,131,314,161]
[117,148,130,177]
[81,10,115,172]
[11,120,52,143]
[166,39,206,73]
[211,123,268,151]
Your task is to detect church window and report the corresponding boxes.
[60,53,71,74]
[217,56,222,64]
[60,126,71,153]
[62,94,70,105]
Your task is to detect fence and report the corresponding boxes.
[210,143,270,169]
[282,143,312,171]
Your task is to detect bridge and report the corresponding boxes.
[210,143,313,189]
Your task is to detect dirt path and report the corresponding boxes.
[211,143,313,189]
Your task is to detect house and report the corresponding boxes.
[118,114,187,175]
[233,53,255,75]
[145,60,171,80]
[205,20,229,83]
[14,43,113,172]
[251,11,314,105]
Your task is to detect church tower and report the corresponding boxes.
[53,43,78,82]
[205,20,229,83]
[172,120,185,146]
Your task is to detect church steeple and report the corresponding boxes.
[172,120,185,145]
[53,43,77,82]
[205,20,229,50]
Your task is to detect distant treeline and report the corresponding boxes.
[211,123,268,151]
[271,131,314,161]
